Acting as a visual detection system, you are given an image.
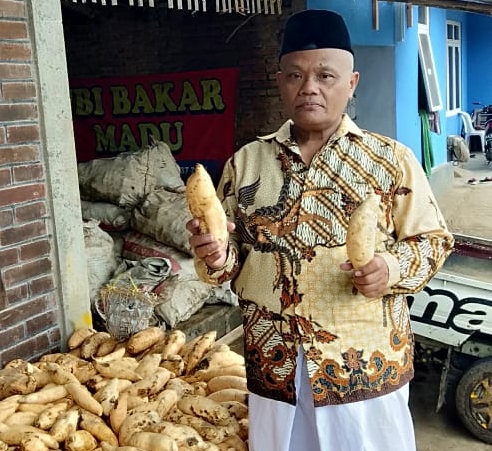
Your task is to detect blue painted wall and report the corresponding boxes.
[306,0,492,168]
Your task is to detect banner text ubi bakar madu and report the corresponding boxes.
[70,79,226,153]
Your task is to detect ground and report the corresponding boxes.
[436,152,492,240]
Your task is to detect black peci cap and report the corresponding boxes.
[279,9,353,59]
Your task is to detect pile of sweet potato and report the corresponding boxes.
[0,327,248,451]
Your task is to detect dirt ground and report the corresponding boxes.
[436,152,492,240]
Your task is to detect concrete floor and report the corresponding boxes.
[437,152,492,240]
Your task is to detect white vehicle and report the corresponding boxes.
[410,234,492,443]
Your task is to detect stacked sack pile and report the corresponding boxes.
[77,137,237,331]
[0,326,248,451]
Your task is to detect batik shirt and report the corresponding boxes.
[196,115,454,407]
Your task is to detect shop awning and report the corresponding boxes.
[64,0,283,14]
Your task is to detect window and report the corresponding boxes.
[418,30,443,111]
[446,21,461,112]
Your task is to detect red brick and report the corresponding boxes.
[0,208,13,227]
[7,124,40,143]
[0,183,45,207]
[0,103,36,121]
[20,238,50,261]
[0,247,18,266]
[26,308,57,335]
[0,167,11,186]
[0,323,25,353]
[0,220,47,247]
[0,126,5,143]
[15,201,46,222]
[0,332,53,366]
[29,275,54,296]
[0,145,39,165]
[1,82,36,100]
[0,20,28,40]
[2,257,52,287]
[3,283,28,307]
[0,42,31,61]
[13,163,44,182]
[0,0,26,19]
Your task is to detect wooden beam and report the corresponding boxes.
[372,0,379,30]
[407,3,413,27]
[387,0,492,15]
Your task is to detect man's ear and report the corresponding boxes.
[350,71,360,93]
[276,71,282,84]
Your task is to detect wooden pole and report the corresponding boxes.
[372,0,379,30]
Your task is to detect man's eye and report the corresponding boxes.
[320,73,334,80]
[288,73,302,80]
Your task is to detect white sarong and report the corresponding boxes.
[248,348,416,451]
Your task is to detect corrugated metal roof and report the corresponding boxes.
[63,0,283,14]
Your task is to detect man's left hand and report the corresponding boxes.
[340,255,389,298]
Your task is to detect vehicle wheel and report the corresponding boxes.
[455,357,492,444]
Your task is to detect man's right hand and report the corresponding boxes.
[186,218,235,269]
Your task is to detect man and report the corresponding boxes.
[187,9,454,451]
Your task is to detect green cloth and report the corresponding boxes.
[419,109,434,177]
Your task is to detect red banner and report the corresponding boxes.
[69,68,239,183]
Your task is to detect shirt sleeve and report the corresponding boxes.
[382,144,454,294]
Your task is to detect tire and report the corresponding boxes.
[455,357,492,444]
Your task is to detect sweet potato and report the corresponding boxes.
[127,431,178,451]
[95,378,121,416]
[65,429,98,451]
[109,391,128,435]
[80,409,119,447]
[93,359,142,382]
[135,354,162,378]
[207,388,248,404]
[123,368,173,398]
[5,411,37,426]
[35,401,71,430]
[147,420,203,448]
[65,382,104,416]
[220,401,248,420]
[118,410,161,446]
[181,331,217,376]
[68,328,97,350]
[126,327,165,355]
[177,394,232,426]
[49,408,80,442]
[160,355,185,376]
[81,332,112,359]
[185,163,228,247]
[0,423,59,449]
[19,435,50,451]
[160,330,186,359]
[207,375,247,394]
[19,384,68,404]
[346,191,380,269]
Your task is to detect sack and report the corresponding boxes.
[447,135,469,163]
[78,140,184,208]
[81,200,131,231]
[131,188,192,255]
[83,220,119,301]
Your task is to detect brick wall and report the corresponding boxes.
[61,1,304,152]
[0,0,60,366]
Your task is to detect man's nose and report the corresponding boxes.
[299,76,320,94]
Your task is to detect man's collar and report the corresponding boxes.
[257,114,364,145]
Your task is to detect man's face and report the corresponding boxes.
[277,48,359,132]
